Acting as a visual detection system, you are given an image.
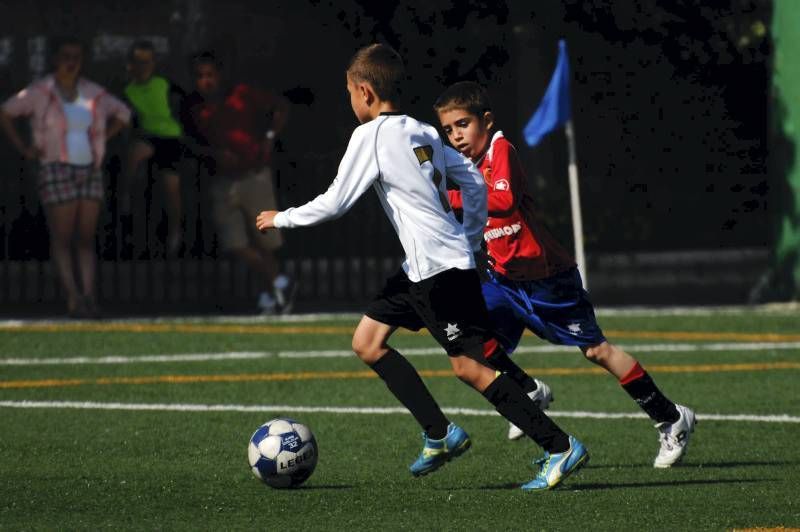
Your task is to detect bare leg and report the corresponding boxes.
[125,140,154,179]
[44,201,80,312]
[583,341,681,426]
[580,341,638,379]
[351,315,397,364]
[448,353,497,392]
[75,198,101,305]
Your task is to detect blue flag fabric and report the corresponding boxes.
[523,39,571,147]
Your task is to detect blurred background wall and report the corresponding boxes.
[0,0,786,315]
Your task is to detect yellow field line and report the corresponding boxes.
[2,361,799,389]
[2,322,800,342]
[0,323,354,335]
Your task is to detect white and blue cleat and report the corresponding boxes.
[409,423,471,477]
[653,404,696,468]
[521,435,589,491]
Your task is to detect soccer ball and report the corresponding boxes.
[247,418,318,488]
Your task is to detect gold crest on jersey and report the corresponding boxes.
[482,167,492,185]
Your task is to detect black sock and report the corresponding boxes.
[621,371,680,424]
[370,349,449,439]
[486,348,538,393]
[482,374,569,453]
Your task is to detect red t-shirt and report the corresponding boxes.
[189,83,278,175]
[448,131,575,281]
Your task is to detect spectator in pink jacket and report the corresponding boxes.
[0,36,130,318]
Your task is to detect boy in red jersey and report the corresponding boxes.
[435,81,696,468]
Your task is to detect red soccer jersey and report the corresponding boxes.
[189,83,278,175]
[448,131,575,281]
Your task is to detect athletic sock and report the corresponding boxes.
[370,349,449,439]
[620,362,680,424]
[482,373,569,453]
[485,347,538,393]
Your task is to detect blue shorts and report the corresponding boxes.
[481,267,606,353]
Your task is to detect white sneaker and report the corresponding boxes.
[508,379,554,440]
[257,291,277,315]
[653,404,696,468]
[273,274,297,315]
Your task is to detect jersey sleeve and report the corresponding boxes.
[274,125,379,228]
[443,144,487,251]
[485,140,520,217]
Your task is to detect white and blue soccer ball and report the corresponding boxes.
[248,418,318,488]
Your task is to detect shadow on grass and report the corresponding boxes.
[433,477,772,492]
[570,478,772,491]
[691,460,800,468]
[590,460,798,469]
[291,484,356,490]
[432,482,522,491]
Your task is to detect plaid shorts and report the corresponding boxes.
[38,163,104,205]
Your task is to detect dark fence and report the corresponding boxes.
[0,133,770,315]
[0,138,409,315]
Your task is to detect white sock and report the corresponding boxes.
[273,274,290,291]
[257,291,276,309]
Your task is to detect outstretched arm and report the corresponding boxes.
[259,125,379,231]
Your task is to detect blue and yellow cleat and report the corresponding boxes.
[521,435,589,491]
[409,423,471,477]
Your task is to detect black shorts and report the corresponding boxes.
[365,267,493,356]
[141,135,183,172]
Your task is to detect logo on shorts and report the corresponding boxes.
[445,323,462,342]
[567,323,582,335]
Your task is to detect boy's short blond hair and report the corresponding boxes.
[433,81,492,117]
[347,43,405,102]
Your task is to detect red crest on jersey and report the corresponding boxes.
[494,179,509,191]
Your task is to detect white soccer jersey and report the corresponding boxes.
[273,113,487,282]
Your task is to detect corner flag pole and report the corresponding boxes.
[565,119,587,289]
[522,39,588,289]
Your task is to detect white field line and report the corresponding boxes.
[3,341,800,366]
[0,302,797,327]
[0,400,797,423]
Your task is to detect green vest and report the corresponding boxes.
[124,76,182,138]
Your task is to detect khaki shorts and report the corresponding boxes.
[210,167,283,252]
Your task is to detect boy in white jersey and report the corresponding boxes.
[256,44,588,490]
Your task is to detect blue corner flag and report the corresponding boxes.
[523,39,571,147]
